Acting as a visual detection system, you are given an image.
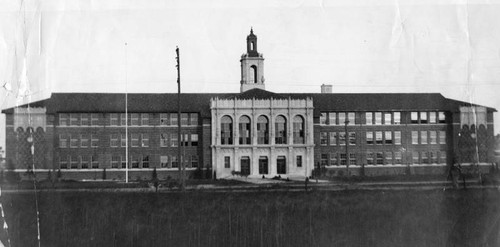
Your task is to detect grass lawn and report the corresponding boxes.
[0,189,499,246]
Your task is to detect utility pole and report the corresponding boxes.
[176,47,185,191]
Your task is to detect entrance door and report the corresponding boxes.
[240,157,250,176]
[277,156,286,174]
[259,156,268,174]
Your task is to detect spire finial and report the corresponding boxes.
[250,27,253,34]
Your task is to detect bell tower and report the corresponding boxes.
[240,28,265,92]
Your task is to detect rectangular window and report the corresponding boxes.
[321,154,328,166]
[112,156,120,168]
[384,113,392,125]
[338,112,346,125]
[440,151,447,164]
[120,113,127,126]
[190,113,198,126]
[420,131,428,144]
[81,113,89,126]
[330,153,338,166]
[181,113,189,126]
[439,131,446,144]
[182,134,189,147]
[170,113,178,126]
[411,131,419,144]
[131,113,140,126]
[412,151,419,164]
[110,134,119,147]
[429,112,436,124]
[394,152,402,164]
[91,135,98,148]
[421,152,429,164]
[80,134,89,148]
[339,132,346,145]
[329,132,337,146]
[191,155,199,168]
[110,113,119,126]
[70,156,79,169]
[429,131,437,144]
[59,134,68,148]
[81,156,89,169]
[320,132,328,146]
[141,134,149,147]
[394,131,401,145]
[91,156,99,169]
[365,112,373,125]
[70,135,78,148]
[366,132,373,145]
[385,152,392,165]
[340,153,347,166]
[121,156,127,168]
[160,113,169,126]
[430,151,438,164]
[91,113,99,126]
[59,113,69,126]
[438,112,446,123]
[131,134,139,147]
[224,156,230,168]
[141,113,149,126]
[348,132,356,145]
[384,131,392,144]
[411,112,419,124]
[70,113,79,126]
[296,156,302,167]
[119,134,126,147]
[191,134,199,146]
[131,156,140,168]
[171,134,178,147]
[160,133,168,147]
[160,156,169,168]
[420,112,428,124]
[375,131,383,145]
[376,152,384,165]
[59,156,68,169]
[349,153,356,166]
[142,156,150,168]
[366,152,374,165]
[394,112,401,124]
[328,112,336,125]
[320,113,327,125]
[347,112,355,125]
[375,112,382,125]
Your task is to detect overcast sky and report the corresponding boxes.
[1,0,500,149]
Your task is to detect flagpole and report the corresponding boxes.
[176,46,184,190]
[125,42,129,183]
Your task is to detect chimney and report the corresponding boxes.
[321,84,332,93]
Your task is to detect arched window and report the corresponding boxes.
[275,115,287,144]
[293,115,305,144]
[221,116,233,145]
[239,115,251,145]
[250,65,258,84]
[257,115,269,144]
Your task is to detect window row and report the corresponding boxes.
[410,112,446,124]
[319,111,446,125]
[220,115,305,145]
[59,155,99,169]
[58,113,199,127]
[320,150,447,166]
[223,155,302,175]
[320,132,356,146]
[59,134,99,148]
[110,155,198,169]
[411,131,446,145]
[366,131,401,145]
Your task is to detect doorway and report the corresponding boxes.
[240,156,250,176]
[259,156,268,174]
[277,156,286,174]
